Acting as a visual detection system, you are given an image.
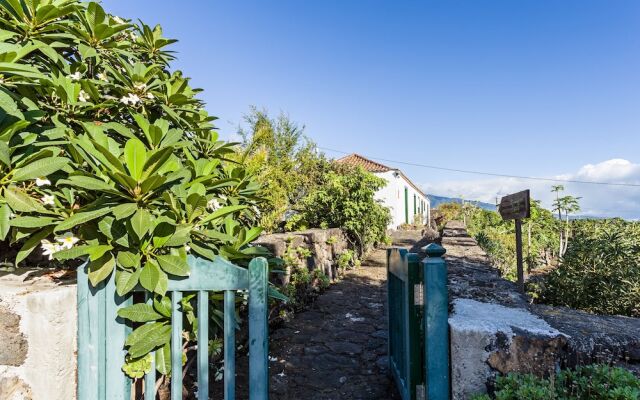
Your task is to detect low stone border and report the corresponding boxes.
[443,221,640,399]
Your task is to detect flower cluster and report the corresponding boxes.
[41,232,80,260]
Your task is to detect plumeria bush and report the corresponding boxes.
[0,0,266,380]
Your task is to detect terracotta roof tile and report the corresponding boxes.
[335,153,427,200]
[336,153,392,173]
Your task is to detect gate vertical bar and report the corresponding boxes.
[171,291,183,400]
[197,290,209,400]
[406,253,422,399]
[105,271,131,399]
[423,243,449,400]
[78,262,101,400]
[224,290,236,400]
[248,258,269,400]
[145,293,156,400]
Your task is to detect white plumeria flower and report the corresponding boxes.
[55,232,79,250]
[96,72,108,82]
[129,32,137,41]
[120,93,141,106]
[146,92,154,99]
[41,240,62,260]
[35,177,51,186]
[184,245,191,252]
[68,71,81,81]
[207,199,221,211]
[78,90,90,102]
[134,82,147,91]
[112,16,125,24]
[41,194,55,206]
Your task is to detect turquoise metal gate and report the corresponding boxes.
[77,255,269,400]
[387,248,423,400]
[387,244,450,400]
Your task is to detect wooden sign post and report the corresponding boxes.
[498,190,531,293]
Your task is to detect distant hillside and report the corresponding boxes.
[427,194,496,211]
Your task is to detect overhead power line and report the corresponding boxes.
[319,146,640,188]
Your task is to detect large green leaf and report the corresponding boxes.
[4,186,49,213]
[88,253,116,286]
[12,157,69,182]
[0,203,11,241]
[55,207,113,232]
[139,261,160,293]
[155,254,189,276]
[199,205,248,225]
[0,141,11,168]
[116,250,141,269]
[115,268,142,296]
[53,244,111,261]
[117,303,163,322]
[15,226,54,265]
[124,138,147,181]
[155,342,171,375]
[60,175,120,194]
[130,208,153,240]
[112,203,137,220]
[10,216,58,228]
[126,323,171,359]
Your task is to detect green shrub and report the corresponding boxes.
[540,219,640,317]
[472,365,640,400]
[296,165,390,255]
[0,0,265,377]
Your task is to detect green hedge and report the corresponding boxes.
[472,365,640,400]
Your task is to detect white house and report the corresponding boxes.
[337,153,430,230]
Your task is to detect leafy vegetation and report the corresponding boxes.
[436,188,640,318]
[537,218,640,317]
[0,0,266,379]
[292,165,390,255]
[240,110,391,254]
[471,364,640,400]
[238,108,330,232]
[436,200,559,280]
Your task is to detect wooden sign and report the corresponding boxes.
[498,189,531,293]
[498,190,531,220]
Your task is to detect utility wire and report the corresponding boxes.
[319,146,640,188]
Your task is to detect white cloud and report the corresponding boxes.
[423,159,640,219]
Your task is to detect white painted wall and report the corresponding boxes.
[374,170,430,229]
[0,270,77,400]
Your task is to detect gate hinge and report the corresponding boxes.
[414,283,424,306]
[416,384,426,400]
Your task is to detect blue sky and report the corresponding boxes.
[102,0,640,218]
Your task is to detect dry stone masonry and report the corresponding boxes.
[443,221,640,399]
[254,228,349,284]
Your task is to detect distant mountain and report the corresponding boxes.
[426,194,496,211]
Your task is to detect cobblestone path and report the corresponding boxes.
[264,230,430,400]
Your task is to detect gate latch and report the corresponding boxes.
[414,284,424,306]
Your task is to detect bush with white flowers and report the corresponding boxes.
[0,0,266,378]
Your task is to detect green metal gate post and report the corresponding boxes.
[422,243,450,400]
[387,248,423,400]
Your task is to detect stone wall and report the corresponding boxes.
[443,221,640,400]
[254,228,349,284]
[0,270,76,400]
